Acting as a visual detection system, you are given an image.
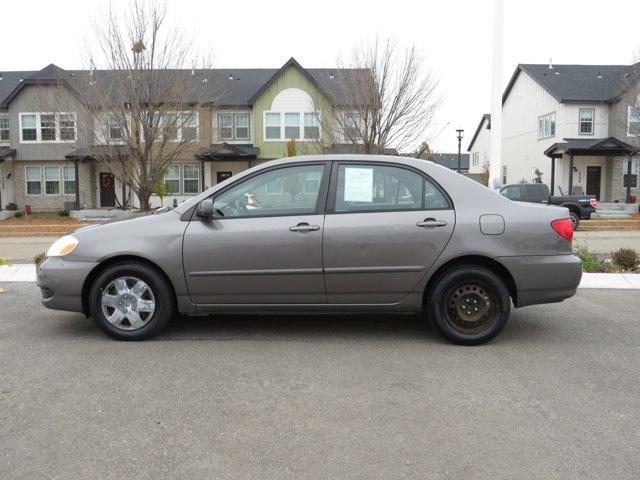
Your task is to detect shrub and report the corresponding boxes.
[612,248,639,270]
[33,252,46,266]
[57,210,70,217]
[14,212,23,218]
[574,244,611,273]
[0,257,12,266]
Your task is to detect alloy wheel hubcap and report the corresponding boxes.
[101,276,155,331]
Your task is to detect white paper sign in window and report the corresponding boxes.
[344,167,373,202]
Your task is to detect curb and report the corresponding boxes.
[1,264,640,289]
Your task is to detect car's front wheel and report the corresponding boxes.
[426,265,511,345]
[89,261,175,340]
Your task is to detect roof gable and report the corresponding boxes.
[467,113,491,151]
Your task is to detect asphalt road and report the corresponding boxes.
[1,283,639,479]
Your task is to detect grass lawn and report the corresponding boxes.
[0,213,86,236]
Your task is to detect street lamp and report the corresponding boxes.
[456,129,464,173]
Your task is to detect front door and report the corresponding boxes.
[99,172,116,207]
[216,171,232,184]
[183,163,329,305]
[323,163,455,304]
[586,166,601,200]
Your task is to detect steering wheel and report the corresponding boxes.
[235,199,248,216]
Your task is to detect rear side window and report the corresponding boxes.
[333,164,449,212]
[501,186,522,200]
[525,184,547,201]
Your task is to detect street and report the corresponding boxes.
[1,283,638,479]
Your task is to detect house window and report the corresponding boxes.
[579,109,594,135]
[182,164,200,194]
[21,114,37,141]
[502,165,507,185]
[304,113,320,140]
[218,114,234,140]
[235,114,249,140]
[471,152,479,166]
[265,113,281,140]
[44,166,61,195]
[623,159,640,188]
[20,113,77,142]
[344,113,362,140]
[163,165,180,194]
[161,113,178,141]
[284,113,300,139]
[25,166,42,195]
[628,106,640,136]
[60,114,76,141]
[63,165,76,195]
[179,113,198,141]
[108,114,123,140]
[537,112,556,139]
[0,116,9,142]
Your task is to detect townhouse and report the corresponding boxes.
[0,58,367,212]
[469,63,640,202]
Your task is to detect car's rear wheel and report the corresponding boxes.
[89,261,174,340]
[569,212,580,230]
[426,265,511,345]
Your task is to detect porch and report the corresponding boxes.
[544,137,638,203]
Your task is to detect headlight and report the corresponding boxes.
[46,235,79,257]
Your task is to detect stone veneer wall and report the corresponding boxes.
[610,157,640,202]
[12,161,94,212]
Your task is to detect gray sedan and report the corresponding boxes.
[37,155,582,345]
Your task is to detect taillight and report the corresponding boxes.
[551,218,573,241]
[589,198,597,208]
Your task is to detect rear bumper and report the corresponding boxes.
[498,254,582,307]
[36,257,98,313]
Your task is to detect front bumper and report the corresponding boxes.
[36,257,99,313]
[498,254,582,307]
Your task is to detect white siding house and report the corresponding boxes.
[467,114,490,175]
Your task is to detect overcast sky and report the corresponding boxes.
[3,0,640,152]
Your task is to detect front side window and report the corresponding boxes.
[0,116,9,142]
[628,106,640,136]
[63,165,76,194]
[44,166,61,194]
[213,164,325,218]
[25,166,42,195]
[538,112,556,139]
[334,164,430,213]
[182,164,199,194]
[579,108,594,135]
[265,113,281,140]
[163,165,180,194]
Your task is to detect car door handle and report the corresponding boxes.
[289,222,320,232]
[417,218,448,228]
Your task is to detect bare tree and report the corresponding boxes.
[39,1,216,211]
[317,37,440,155]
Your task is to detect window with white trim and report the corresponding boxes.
[163,165,180,194]
[0,115,9,142]
[25,166,42,195]
[44,166,61,194]
[63,165,76,195]
[537,112,556,139]
[160,113,178,141]
[182,164,200,194]
[579,108,594,135]
[471,152,479,166]
[20,113,77,143]
[218,114,233,140]
[180,112,198,141]
[265,113,281,140]
[108,114,123,140]
[344,113,362,140]
[304,113,320,140]
[217,113,248,141]
[234,114,249,140]
[628,106,640,136]
[284,113,300,139]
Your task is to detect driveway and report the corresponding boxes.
[1,283,638,479]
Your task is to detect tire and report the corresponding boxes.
[89,261,175,340]
[569,212,580,230]
[425,265,511,346]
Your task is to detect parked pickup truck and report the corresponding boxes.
[499,183,597,229]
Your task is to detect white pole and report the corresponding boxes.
[489,0,504,189]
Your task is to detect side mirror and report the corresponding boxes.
[196,198,214,219]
